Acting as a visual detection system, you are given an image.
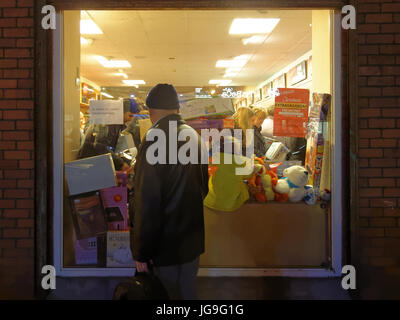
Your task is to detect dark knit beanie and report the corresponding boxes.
[146,84,180,110]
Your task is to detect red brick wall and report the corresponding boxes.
[356,0,400,298]
[0,0,34,299]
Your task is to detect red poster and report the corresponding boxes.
[273,88,310,137]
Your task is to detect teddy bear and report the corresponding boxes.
[274,165,315,204]
[248,157,275,202]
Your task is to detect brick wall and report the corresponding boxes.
[0,0,34,299]
[356,0,400,298]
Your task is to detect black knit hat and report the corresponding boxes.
[146,84,180,110]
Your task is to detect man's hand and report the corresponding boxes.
[136,261,149,273]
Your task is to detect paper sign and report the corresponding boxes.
[273,88,310,138]
[89,100,123,125]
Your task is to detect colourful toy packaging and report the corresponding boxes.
[100,186,128,231]
[304,93,331,195]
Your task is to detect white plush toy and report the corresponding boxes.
[274,165,315,204]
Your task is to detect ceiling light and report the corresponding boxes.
[113,72,128,79]
[242,35,268,45]
[97,56,131,68]
[80,19,103,35]
[123,80,146,86]
[229,18,280,35]
[80,37,93,45]
[101,92,114,99]
[216,56,248,68]
[224,72,238,78]
[209,80,232,86]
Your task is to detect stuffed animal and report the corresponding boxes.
[274,165,314,203]
[248,157,275,202]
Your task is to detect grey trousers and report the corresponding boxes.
[153,256,200,300]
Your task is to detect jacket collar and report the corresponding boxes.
[151,113,184,129]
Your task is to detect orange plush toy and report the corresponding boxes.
[248,157,276,203]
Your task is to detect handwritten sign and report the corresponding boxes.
[89,100,123,125]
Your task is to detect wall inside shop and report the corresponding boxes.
[312,10,331,196]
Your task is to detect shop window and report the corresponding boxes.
[54,9,341,275]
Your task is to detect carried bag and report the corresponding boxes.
[112,266,169,300]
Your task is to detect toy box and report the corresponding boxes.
[100,186,128,231]
[75,236,98,265]
[69,191,108,240]
[65,153,117,196]
[180,97,234,120]
[305,93,331,194]
[106,231,135,268]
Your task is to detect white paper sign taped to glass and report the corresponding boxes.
[179,97,234,120]
[89,100,123,125]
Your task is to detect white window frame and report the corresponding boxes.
[53,10,342,277]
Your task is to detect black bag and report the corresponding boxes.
[112,268,169,300]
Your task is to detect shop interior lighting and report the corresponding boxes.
[216,55,250,69]
[209,80,232,86]
[80,19,103,35]
[80,37,94,45]
[123,80,146,86]
[242,35,268,45]
[96,56,131,68]
[113,72,128,79]
[101,92,114,98]
[229,18,280,35]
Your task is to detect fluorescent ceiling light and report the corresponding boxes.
[97,56,131,68]
[216,59,246,68]
[229,18,280,35]
[123,80,146,86]
[216,55,249,68]
[80,19,103,35]
[224,72,238,78]
[80,37,93,45]
[113,72,128,79]
[242,35,268,45]
[209,80,232,86]
[101,92,114,99]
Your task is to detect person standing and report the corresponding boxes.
[131,83,209,300]
[252,107,268,157]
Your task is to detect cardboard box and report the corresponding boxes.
[100,186,128,231]
[75,236,98,265]
[266,142,289,161]
[180,97,234,120]
[65,153,117,196]
[305,93,331,194]
[106,231,135,268]
[186,118,234,130]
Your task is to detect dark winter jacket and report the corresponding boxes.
[131,113,209,266]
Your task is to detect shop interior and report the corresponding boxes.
[58,9,337,273]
